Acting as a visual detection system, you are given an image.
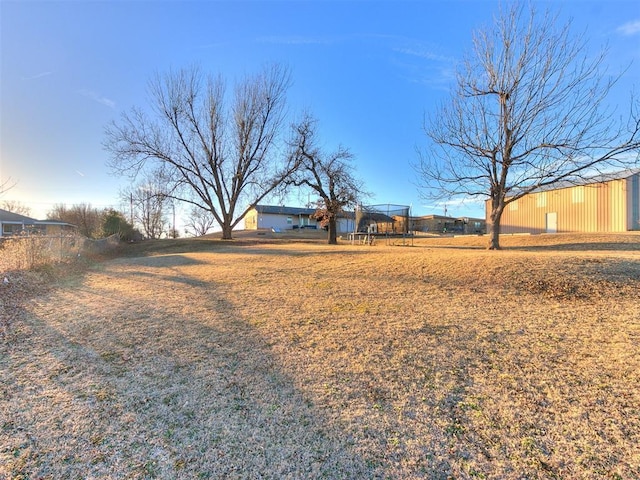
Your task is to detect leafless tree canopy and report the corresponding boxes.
[416,3,640,249]
[47,203,104,239]
[185,206,217,237]
[104,64,297,239]
[288,114,365,244]
[0,200,31,217]
[120,173,171,239]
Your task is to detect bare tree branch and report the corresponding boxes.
[415,3,640,249]
[104,64,297,239]
[0,200,31,217]
[287,114,367,244]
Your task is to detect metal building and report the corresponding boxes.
[488,169,640,234]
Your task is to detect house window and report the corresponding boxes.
[2,223,21,236]
[537,192,547,207]
[572,186,584,203]
[286,216,292,224]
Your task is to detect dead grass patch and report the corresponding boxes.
[1,233,639,478]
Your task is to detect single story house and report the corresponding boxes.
[0,208,76,237]
[244,205,356,233]
[488,169,640,234]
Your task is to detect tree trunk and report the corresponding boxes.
[327,217,338,245]
[221,222,233,240]
[488,206,503,250]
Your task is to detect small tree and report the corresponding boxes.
[102,209,138,241]
[288,114,366,244]
[121,174,170,239]
[185,206,217,237]
[105,64,299,240]
[416,3,640,249]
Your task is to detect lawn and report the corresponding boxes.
[1,233,639,479]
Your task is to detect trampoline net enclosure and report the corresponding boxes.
[355,204,411,235]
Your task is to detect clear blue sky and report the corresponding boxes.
[2,0,639,228]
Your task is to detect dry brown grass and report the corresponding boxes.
[2,232,639,479]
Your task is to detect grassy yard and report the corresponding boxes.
[1,233,639,479]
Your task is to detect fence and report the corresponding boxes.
[0,234,121,272]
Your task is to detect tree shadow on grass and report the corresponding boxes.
[1,262,376,479]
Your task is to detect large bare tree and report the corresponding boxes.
[104,64,298,239]
[288,114,366,245]
[416,3,640,249]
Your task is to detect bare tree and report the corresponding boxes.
[0,200,31,217]
[48,203,104,238]
[105,64,298,240]
[416,3,640,249]
[185,206,217,237]
[288,114,366,245]
[121,174,170,239]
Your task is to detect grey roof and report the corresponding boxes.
[255,205,316,216]
[0,208,37,224]
[0,209,75,228]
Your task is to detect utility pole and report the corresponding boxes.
[172,202,176,238]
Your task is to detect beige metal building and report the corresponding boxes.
[489,170,640,234]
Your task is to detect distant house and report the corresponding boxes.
[244,205,356,233]
[488,169,640,234]
[244,205,318,231]
[0,208,75,237]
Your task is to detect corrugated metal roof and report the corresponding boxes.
[525,168,640,194]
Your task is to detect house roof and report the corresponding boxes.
[0,208,38,224]
[0,209,75,228]
[254,205,316,216]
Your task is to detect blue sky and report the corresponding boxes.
[1,0,639,229]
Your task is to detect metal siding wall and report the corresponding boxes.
[490,175,636,234]
[631,174,640,230]
[552,187,583,233]
[594,184,608,232]
[611,180,625,231]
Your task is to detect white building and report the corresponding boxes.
[244,205,355,233]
